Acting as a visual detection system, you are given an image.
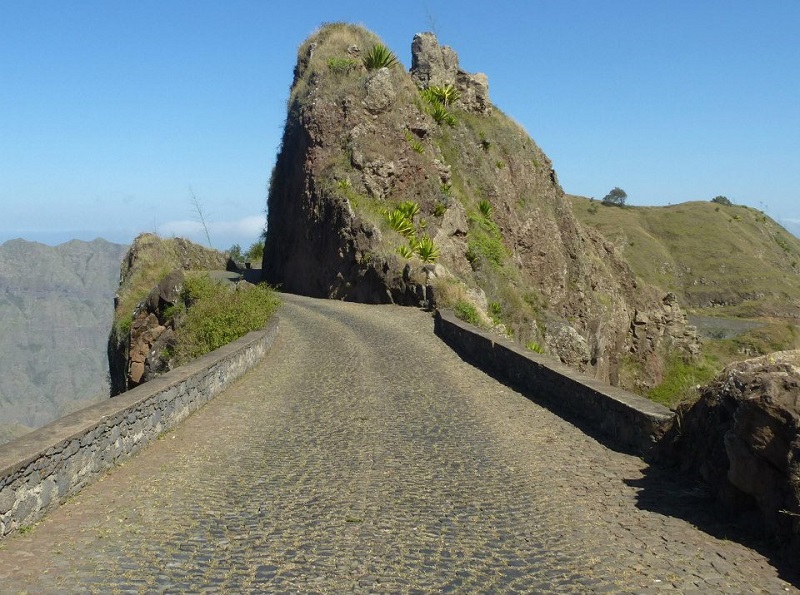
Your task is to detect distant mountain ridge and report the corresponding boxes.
[0,238,128,444]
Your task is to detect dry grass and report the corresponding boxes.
[114,234,227,332]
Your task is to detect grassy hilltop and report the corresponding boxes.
[569,196,800,318]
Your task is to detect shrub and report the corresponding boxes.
[173,274,280,364]
[404,129,425,153]
[421,84,460,106]
[245,240,264,262]
[478,199,493,219]
[467,214,506,268]
[454,300,480,325]
[327,56,359,75]
[428,102,457,126]
[647,355,717,408]
[363,44,398,70]
[526,341,544,354]
[396,200,421,221]
[711,195,732,206]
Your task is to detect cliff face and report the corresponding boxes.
[0,238,128,443]
[264,24,697,390]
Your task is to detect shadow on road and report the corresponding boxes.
[449,347,800,588]
[625,465,800,588]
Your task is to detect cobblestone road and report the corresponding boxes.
[0,295,796,593]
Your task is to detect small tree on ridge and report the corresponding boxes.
[602,187,627,207]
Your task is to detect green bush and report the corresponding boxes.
[467,214,507,268]
[428,101,457,126]
[173,274,281,364]
[385,209,414,237]
[421,84,460,106]
[454,300,480,325]
[328,56,359,75]
[396,200,421,221]
[525,341,544,354]
[647,355,717,408]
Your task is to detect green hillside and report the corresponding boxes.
[570,196,800,318]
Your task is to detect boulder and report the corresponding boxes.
[410,32,459,88]
[363,67,396,113]
[661,350,800,544]
[545,320,591,369]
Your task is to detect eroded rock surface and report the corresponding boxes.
[661,350,800,549]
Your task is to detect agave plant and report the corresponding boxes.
[428,84,460,106]
[396,200,420,221]
[397,244,414,259]
[478,199,493,219]
[363,44,398,70]
[414,235,440,263]
[420,85,460,106]
[385,210,414,237]
[428,102,457,127]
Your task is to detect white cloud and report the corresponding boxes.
[157,214,266,248]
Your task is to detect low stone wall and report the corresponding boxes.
[0,317,279,538]
[434,310,673,456]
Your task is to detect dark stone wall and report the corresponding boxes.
[0,318,279,538]
[434,309,673,456]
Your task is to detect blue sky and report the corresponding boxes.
[2,1,799,248]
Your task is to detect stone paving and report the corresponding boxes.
[0,294,796,593]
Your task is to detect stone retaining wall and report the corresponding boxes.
[434,310,673,455]
[0,317,279,538]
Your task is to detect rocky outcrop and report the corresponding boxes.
[263,24,698,391]
[660,351,800,546]
[108,234,227,396]
[410,32,491,114]
[126,269,184,388]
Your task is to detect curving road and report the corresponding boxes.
[0,294,795,593]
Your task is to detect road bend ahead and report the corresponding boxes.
[0,294,795,593]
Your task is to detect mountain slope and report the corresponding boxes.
[0,238,128,443]
[569,197,800,318]
[263,24,698,392]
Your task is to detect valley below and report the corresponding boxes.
[0,238,128,444]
